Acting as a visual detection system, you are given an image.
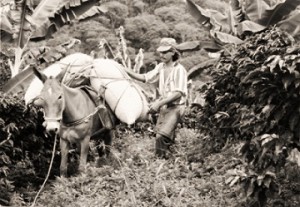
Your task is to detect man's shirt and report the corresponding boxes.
[144,62,188,105]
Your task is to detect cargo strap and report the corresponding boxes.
[91,64,147,115]
[97,80,131,114]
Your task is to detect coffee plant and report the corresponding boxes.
[0,91,60,205]
[193,27,300,206]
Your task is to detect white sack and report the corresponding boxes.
[90,59,149,125]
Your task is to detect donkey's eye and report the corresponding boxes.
[58,95,62,100]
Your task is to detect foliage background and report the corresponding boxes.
[1,0,300,206]
[0,0,211,205]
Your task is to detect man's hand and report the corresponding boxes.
[148,100,161,114]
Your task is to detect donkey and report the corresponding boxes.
[32,67,114,177]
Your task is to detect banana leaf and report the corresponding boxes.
[0,5,13,42]
[277,10,300,41]
[77,3,108,20]
[0,0,100,41]
[237,20,266,36]
[210,30,244,45]
[176,40,222,52]
[2,41,82,94]
[187,59,218,79]
[185,0,213,31]
[244,0,300,26]
[2,66,34,94]
[30,0,99,39]
[186,0,300,45]
[186,0,243,44]
[186,0,245,35]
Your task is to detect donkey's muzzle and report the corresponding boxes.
[44,121,60,134]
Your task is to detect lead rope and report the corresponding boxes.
[31,133,58,207]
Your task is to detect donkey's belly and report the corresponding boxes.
[60,123,91,143]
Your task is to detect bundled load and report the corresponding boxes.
[24,53,93,104]
[90,58,150,125]
[25,53,149,125]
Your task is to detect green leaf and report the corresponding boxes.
[244,0,271,22]
[0,4,13,34]
[282,75,293,90]
[246,178,255,197]
[261,104,275,118]
[31,0,99,39]
[257,175,264,186]
[210,30,244,45]
[263,177,272,188]
[265,170,276,178]
[289,112,299,131]
[77,4,108,20]
[186,0,238,36]
[30,0,69,26]
[278,11,300,41]
[1,0,100,41]
[268,55,281,73]
[287,148,300,166]
[2,66,34,94]
[225,176,235,185]
[229,175,240,187]
[260,134,278,147]
[185,0,211,31]
[241,70,262,84]
[245,0,300,26]
[227,4,237,35]
[236,20,266,36]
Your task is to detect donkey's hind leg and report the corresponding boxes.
[104,129,114,156]
[95,129,113,158]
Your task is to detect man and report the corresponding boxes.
[124,37,188,158]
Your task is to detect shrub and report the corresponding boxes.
[0,92,60,205]
[194,27,300,206]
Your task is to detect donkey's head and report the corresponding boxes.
[33,67,66,134]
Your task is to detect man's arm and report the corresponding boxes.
[149,91,182,113]
[123,67,146,82]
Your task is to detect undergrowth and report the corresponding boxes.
[32,124,243,207]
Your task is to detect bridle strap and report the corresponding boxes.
[44,116,62,122]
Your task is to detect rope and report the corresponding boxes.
[62,104,105,127]
[90,64,148,114]
[60,58,94,86]
[93,76,132,114]
[30,133,58,207]
[58,62,92,67]
[111,83,131,114]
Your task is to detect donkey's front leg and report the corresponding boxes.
[79,136,90,173]
[60,138,70,177]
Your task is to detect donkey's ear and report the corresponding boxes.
[32,66,47,83]
[56,67,67,83]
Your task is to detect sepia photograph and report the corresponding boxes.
[0,0,300,206]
